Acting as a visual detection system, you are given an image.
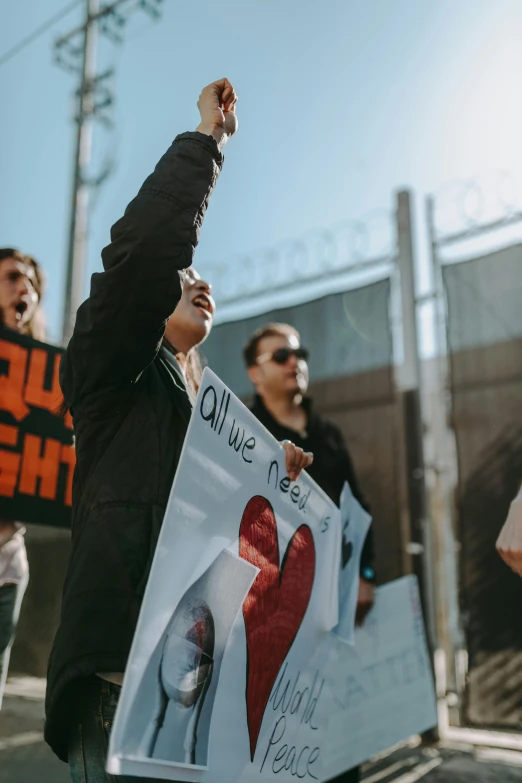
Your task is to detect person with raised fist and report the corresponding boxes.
[44,78,311,783]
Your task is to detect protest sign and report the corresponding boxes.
[0,329,74,527]
[322,575,438,779]
[107,370,436,783]
[334,481,372,645]
[107,368,342,783]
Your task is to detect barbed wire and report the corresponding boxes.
[430,172,522,241]
[210,211,394,304]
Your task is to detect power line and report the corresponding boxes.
[0,0,82,69]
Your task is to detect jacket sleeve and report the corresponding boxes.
[335,428,376,577]
[61,132,223,410]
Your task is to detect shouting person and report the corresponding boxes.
[45,80,312,782]
[0,248,45,700]
[244,322,376,783]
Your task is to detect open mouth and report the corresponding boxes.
[14,301,28,320]
[192,294,213,316]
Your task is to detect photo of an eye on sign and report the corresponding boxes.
[121,548,257,768]
[107,369,341,783]
[107,369,437,783]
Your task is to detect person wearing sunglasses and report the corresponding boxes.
[243,322,375,783]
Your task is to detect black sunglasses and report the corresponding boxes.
[258,346,309,365]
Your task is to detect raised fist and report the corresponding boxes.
[196,78,238,149]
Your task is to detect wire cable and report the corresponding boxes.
[0,0,83,69]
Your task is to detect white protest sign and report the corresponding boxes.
[321,575,438,780]
[334,481,372,645]
[107,368,341,783]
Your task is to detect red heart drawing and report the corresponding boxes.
[239,495,316,761]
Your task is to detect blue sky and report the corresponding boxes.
[2,0,522,344]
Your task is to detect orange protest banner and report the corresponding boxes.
[0,328,74,527]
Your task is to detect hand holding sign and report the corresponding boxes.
[280,439,314,482]
[107,369,339,783]
[106,372,435,783]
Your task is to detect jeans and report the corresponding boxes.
[68,676,176,783]
[0,580,28,707]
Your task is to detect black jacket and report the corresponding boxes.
[45,132,223,761]
[250,395,375,573]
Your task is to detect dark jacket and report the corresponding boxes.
[250,395,375,573]
[45,132,223,761]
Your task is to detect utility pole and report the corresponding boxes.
[61,0,99,346]
[396,190,439,743]
[55,0,164,344]
[396,190,436,645]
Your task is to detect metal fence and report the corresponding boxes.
[201,192,427,594]
[8,178,522,745]
[427,183,522,733]
[202,279,410,585]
